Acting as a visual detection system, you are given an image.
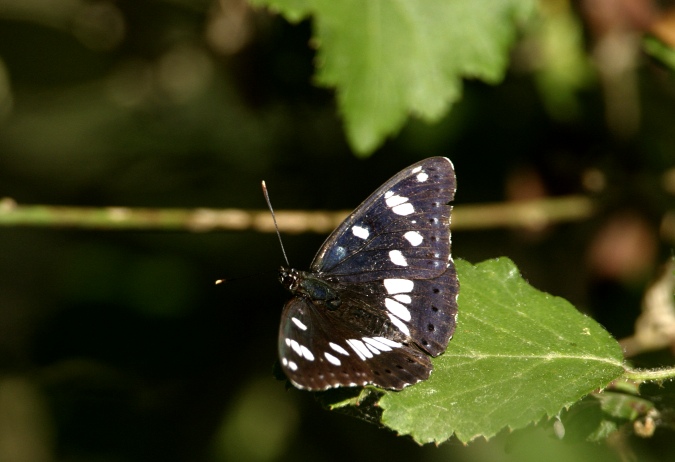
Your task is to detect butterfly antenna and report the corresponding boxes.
[262,180,290,267]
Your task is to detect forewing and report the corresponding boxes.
[311,157,456,283]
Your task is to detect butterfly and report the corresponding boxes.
[278,157,458,391]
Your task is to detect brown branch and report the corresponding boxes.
[0,195,596,233]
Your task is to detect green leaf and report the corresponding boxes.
[555,386,657,443]
[595,389,655,422]
[556,396,608,442]
[378,258,625,444]
[643,35,675,72]
[249,0,536,154]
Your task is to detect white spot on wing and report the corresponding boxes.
[329,342,350,356]
[345,340,365,360]
[416,172,429,182]
[289,339,314,361]
[411,166,422,173]
[290,339,302,356]
[346,339,373,360]
[351,225,369,240]
[383,278,414,294]
[324,352,341,366]
[392,203,415,216]
[385,298,411,321]
[387,313,411,336]
[393,294,411,304]
[300,345,315,361]
[384,191,394,199]
[362,337,392,352]
[282,358,288,366]
[291,317,307,331]
[288,360,298,371]
[385,194,408,208]
[364,343,380,355]
[373,336,403,348]
[404,231,423,246]
[389,250,408,266]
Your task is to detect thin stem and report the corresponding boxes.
[0,195,595,232]
[0,197,347,233]
[452,195,594,230]
[623,366,675,382]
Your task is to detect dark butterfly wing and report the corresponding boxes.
[312,157,458,355]
[312,156,455,282]
[279,296,433,391]
[278,157,458,390]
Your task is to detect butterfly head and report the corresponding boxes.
[279,267,300,292]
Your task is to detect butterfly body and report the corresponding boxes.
[278,157,458,391]
[280,268,341,310]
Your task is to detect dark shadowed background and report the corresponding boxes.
[1,1,675,461]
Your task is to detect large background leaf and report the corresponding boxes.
[379,258,625,444]
[249,0,536,154]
